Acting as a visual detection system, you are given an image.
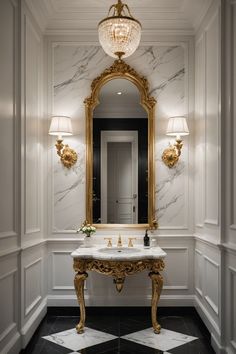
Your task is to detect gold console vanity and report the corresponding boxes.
[72,244,166,334]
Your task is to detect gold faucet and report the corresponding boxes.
[104,238,112,247]
[128,237,136,247]
[117,234,122,247]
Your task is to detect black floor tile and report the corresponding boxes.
[22,339,72,354]
[169,338,215,354]
[22,307,215,354]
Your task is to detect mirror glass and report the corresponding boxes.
[93,79,148,224]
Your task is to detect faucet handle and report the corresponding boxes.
[128,237,136,247]
[104,238,112,247]
[117,234,123,247]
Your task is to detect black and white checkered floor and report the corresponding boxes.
[21,308,215,354]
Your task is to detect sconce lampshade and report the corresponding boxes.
[166,116,189,137]
[49,116,73,136]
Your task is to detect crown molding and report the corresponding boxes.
[44,28,195,37]
[192,0,214,31]
[25,0,207,36]
[25,0,48,32]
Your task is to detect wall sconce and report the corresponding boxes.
[162,116,189,168]
[49,115,78,169]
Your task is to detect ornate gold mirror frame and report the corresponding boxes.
[84,59,157,229]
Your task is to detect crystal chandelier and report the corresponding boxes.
[98,0,142,59]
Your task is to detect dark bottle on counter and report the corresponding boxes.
[144,229,150,247]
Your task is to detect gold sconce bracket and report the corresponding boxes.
[55,139,78,169]
[151,219,159,230]
[161,139,183,168]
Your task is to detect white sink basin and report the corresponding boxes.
[71,245,167,261]
[98,247,141,254]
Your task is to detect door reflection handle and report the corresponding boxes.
[116,200,118,203]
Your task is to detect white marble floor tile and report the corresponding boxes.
[43,327,117,351]
[122,327,197,351]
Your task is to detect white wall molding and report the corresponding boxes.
[163,285,188,290]
[0,266,18,353]
[25,295,42,317]
[0,241,45,259]
[195,249,203,296]
[221,243,236,255]
[21,239,46,251]
[24,258,43,317]
[0,0,19,254]
[0,323,17,344]
[0,231,18,239]
[203,255,220,315]
[0,268,17,282]
[22,12,42,238]
[194,234,221,248]
[195,296,221,336]
[204,7,220,227]
[0,247,21,259]
[229,266,236,350]
[0,331,21,354]
[21,298,47,348]
[52,251,75,290]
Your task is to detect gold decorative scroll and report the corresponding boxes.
[73,258,165,292]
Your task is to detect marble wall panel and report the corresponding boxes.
[52,45,189,232]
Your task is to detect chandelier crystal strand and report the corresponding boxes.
[98,0,142,59]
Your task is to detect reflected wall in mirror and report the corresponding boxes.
[84,59,157,229]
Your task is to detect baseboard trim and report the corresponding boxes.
[21,298,47,348]
[47,294,195,307]
[159,295,195,306]
[194,296,223,353]
[211,333,227,354]
[1,331,21,354]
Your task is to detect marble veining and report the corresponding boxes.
[122,327,197,351]
[150,68,185,98]
[52,44,187,231]
[43,327,117,351]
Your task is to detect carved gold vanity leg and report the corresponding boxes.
[74,272,88,333]
[149,272,163,334]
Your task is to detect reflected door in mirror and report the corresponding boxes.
[104,138,138,223]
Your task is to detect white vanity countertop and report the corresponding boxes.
[71,245,166,261]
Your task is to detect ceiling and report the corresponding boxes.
[26,0,213,35]
[94,79,147,119]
